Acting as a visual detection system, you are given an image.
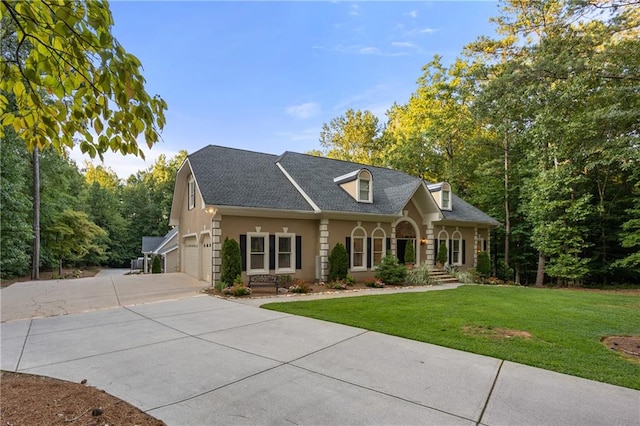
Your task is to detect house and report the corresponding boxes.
[169,145,499,284]
[140,227,179,273]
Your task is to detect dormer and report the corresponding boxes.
[427,181,452,211]
[334,168,373,203]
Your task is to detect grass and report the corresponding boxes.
[263,285,640,390]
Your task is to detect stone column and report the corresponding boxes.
[474,227,479,267]
[426,225,435,266]
[211,215,222,286]
[319,218,329,282]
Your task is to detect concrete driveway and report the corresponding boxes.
[0,270,206,322]
[1,274,639,425]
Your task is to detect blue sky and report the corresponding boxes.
[72,1,500,178]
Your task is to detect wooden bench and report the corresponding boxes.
[248,274,279,294]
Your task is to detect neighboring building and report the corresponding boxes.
[141,227,179,273]
[169,145,499,284]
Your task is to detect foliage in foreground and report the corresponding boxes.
[374,254,407,285]
[264,286,640,390]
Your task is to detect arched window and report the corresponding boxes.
[357,170,372,203]
[371,227,386,267]
[441,182,451,210]
[351,226,367,271]
[187,176,195,210]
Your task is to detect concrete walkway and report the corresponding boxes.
[1,275,639,425]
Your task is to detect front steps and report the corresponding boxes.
[428,268,458,285]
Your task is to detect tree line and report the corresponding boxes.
[0,134,186,279]
[314,0,639,286]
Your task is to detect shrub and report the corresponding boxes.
[151,255,162,273]
[327,280,348,290]
[497,259,514,282]
[477,251,491,278]
[233,274,244,286]
[328,243,348,281]
[221,237,242,287]
[404,240,415,264]
[437,241,448,266]
[455,269,478,284]
[278,274,294,287]
[222,283,251,296]
[406,265,432,286]
[345,274,356,286]
[289,280,310,293]
[364,278,385,288]
[375,254,406,285]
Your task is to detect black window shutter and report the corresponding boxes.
[449,239,453,264]
[269,234,276,270]
[462,240,466,264]
[295,236,302,269]
[483,240,487,251]
[367,237,372,268]
[435,238,439,263]
[386,237,391,251]
[240,235,247,271]
[346,237,351,268]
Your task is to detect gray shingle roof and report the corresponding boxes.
[187,145,499,225]
[278,152,421,214]
[188,146,314,211]
[142,237,164,254]
[441,194,501,226]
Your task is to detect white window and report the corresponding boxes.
[351,227,367,271]
[442,190,450,210]
[452,230,462,265]
[357,170,372,203]
[371,227,386,267]
[247,232,268,274]
[276,233,295,274]
[188,177,195,210]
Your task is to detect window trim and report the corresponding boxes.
[371,227,386,268]
[451,230,462,266]
[275,232,295,274]
[188,177,196,210]
[247,232,269,275]
[357,170,373,203]
[350,226,367,272]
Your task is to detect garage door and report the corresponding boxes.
[201,234,212,283]
[183,236,199,279]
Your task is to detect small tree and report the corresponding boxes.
[328,243,348,281]
[375,254,407,285]
[151,255,162,273]
[477,251,491,278]
[437,241,448,267]
[404,239,416,265]
[220,237,242,287]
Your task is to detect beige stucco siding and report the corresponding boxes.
[220,215,319,282]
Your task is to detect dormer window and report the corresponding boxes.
[427,181,452,211]
[358,176,371,202]
[334,168,373,203]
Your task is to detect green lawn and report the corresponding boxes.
[263,286,640,390]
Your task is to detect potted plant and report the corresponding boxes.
[404,239,416,269]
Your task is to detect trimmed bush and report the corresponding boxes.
[151,255,161,273]
[404,239,415,264]
[328,243,348,282]
[477,251,491,278]
[375,254,406,285]
[221,237,242,287]
[437,240,448,266]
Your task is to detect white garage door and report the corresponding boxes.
[183,237,199,279]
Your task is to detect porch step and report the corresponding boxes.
[428,268,459,285]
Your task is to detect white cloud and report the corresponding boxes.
[333,84,388,112]
[359,46,380,55]
[349,4,359,16]
[285,102,321,119]
[407,10,419,18]
[391,41,416,48]
[404,27,439,37]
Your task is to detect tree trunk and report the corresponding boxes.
[58,258,62,277]
[32,147,40,280]
[535,251,545,286]
[504,134,510,267]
